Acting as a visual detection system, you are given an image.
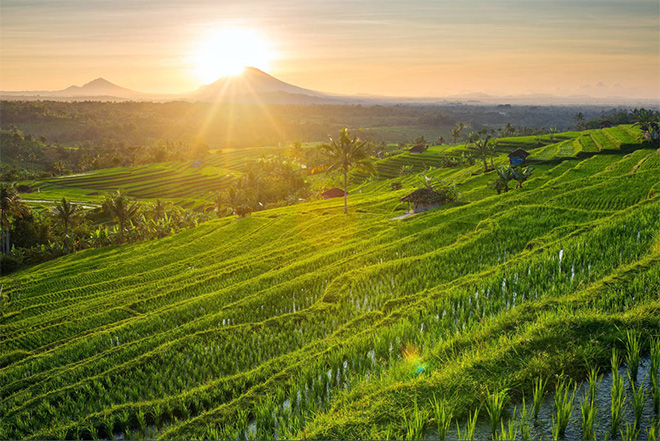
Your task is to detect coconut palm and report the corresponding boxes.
[152,199,170,221]
[320,128,376,214]
[103,190,141,244]
[632,108,660,144]
[450,122,465,144]
[468,132,495,172]
[52,197,80,236]
[499,122,516,137]
[286,140,306,164]
[573,112,586,130]
[0,183,27,254]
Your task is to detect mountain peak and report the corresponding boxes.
[84,78,116,88]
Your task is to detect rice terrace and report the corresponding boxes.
[1,1,659,440]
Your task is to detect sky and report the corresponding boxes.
[1,0,659,99]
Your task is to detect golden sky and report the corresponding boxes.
[1,0,658,99]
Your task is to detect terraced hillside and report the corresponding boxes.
[1,126,660,440]
[24,146,283,203]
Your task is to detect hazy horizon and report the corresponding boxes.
[1,0,659,100]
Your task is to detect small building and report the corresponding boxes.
[321,187,346,199]
[400,188,446,213]
[508,149,530,166]
[191,160,202,167]
[17,185,33,193]
[409,144,428,154]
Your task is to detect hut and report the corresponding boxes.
[321,187,346,199]
[508,148,530,166]
[17,185,33,193]
[400,188,447,213]
[409,144,428,154]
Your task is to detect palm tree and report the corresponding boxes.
[499,122,516,137]
[103,190,141,244]
[151,199,171,221]
[632,108,660,144]
[0,183,27,254]
[52,197,80,236]
[286,140,306,164]
[468,132,495,172]
[450,122,465,144]
[573,112,586,130]
[320,128,376,214]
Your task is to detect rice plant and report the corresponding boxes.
[611,348,621,376]
[625,329,641,382]
[652,337,660,414]
[494,408,517,441]
[587,366,601,404]
[430,394,453,440]
[611,368,626,437]
[629,371,646,431]
[620,422,640,441]
[456,408,479,441]
[519,397,531,441]
[648,419,659,441]
[532,376,547,418]
[552,378,576,439]
[580,389,597,441]
[485,388,509,438]
[403,399,427,441]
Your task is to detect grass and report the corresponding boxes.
[1,125,658,440]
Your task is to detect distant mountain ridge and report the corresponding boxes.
[0,68,339,104]
[60,78,136,97]
[1,67,656,106]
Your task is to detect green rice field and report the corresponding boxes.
[1,125,659,440]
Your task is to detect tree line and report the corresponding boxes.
[0,185,211,274]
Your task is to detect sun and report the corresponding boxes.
[193,28,272,83]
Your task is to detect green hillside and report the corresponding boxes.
[1,125,659,440]
[18,146,283,205]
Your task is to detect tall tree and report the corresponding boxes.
[632,108,660,144]
[467,131,495,172]
[320,128,376,214]
[52,197,80,236]
[573,112,586,130]
[103,190,141,244]
[0,184,27,254]
[498,122,516,137]
[450,122,466,144]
